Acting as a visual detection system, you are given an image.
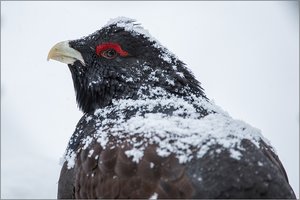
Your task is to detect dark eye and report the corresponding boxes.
[96,43,129,58]
[101,49,117,59]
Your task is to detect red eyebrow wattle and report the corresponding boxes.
[96,43,129,57]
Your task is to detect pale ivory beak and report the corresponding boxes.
[47,41,85,66]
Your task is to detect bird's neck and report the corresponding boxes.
[70,66,207,114]
[74,82,206,115]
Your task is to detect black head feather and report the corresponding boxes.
[67,18,207,113]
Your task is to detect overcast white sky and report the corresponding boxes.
[1,1,299,198]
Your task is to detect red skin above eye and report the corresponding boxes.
[96,43,129,57]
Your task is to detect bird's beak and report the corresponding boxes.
[47,41,85,66]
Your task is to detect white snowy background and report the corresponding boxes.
[1,1,299,198]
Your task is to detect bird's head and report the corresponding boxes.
[48,17,206,113]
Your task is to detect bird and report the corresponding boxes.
[47,17,296,199]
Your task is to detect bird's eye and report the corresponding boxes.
[101,49,117,59]
[96,43,129,59]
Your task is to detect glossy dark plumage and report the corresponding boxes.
[49,17,296,199]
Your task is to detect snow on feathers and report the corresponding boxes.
[61,17,273,167]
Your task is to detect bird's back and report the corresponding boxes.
[58,93,295,199]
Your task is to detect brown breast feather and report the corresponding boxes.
[71,138,194,199]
